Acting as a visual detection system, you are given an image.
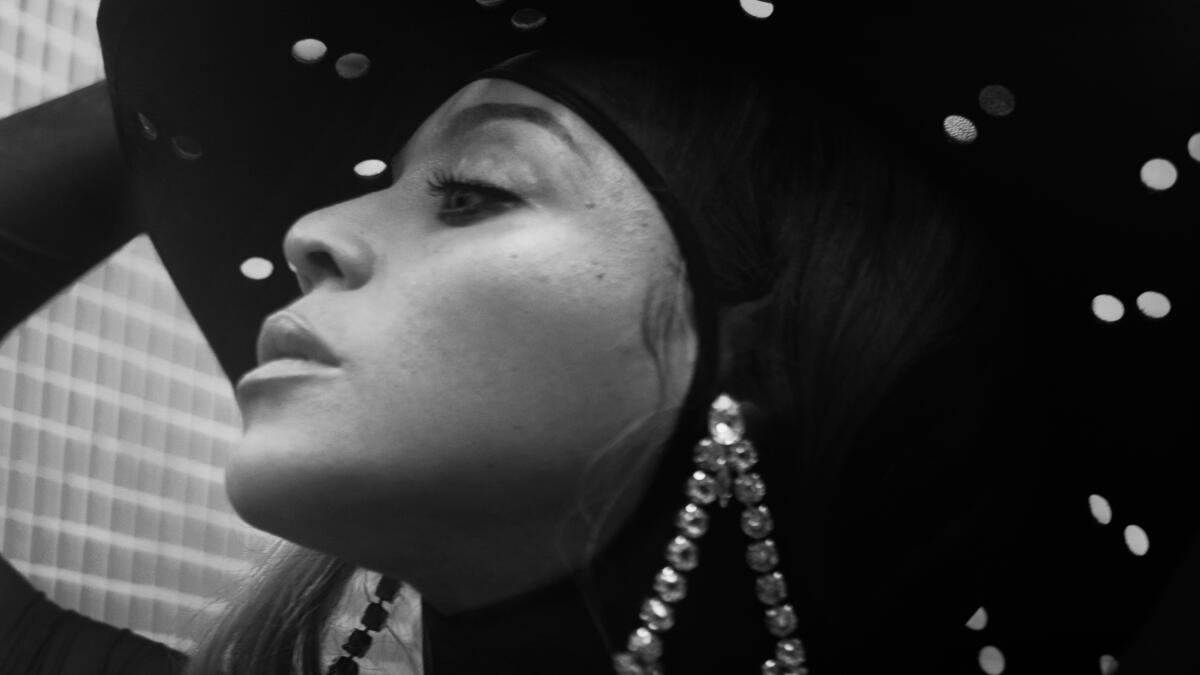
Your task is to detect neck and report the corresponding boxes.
[420,472,672,674]
[420,569,613,674]
[419,486,779,674]
[419,401,783,674]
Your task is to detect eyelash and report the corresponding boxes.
[424,168,520,218]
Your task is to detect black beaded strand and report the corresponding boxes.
[326,575,403,675]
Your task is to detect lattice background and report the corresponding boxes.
[0,0,422,671]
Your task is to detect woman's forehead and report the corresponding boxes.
[428,78,600,158]
[446,77,564,113]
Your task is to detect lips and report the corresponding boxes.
[255,310,341,366]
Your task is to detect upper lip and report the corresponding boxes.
[256,310,341,366]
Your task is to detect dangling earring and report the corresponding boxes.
[327,575,402,675]
[612,393,809,675]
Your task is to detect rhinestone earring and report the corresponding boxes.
[612,393,809,675]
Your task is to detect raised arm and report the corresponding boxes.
[0,80,187,674]
[0,79,141,341]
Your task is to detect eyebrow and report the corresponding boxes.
[437,102,589,164]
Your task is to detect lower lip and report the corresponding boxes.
[235,358,341,392]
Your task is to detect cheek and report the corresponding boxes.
[347,223,667,522]
[224,220,678,565]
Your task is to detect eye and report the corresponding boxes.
[425,168,522,222]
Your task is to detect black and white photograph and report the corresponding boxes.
[0,2,1196,674]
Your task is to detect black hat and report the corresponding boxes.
[1,1,1196,673]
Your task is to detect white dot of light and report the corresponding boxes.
[240,257,274,281]
[1088,494,1113,525]
[171,136,203,160]
[978,84,1016,117]
[1187,132,1200,162]
[292,38,327,64]
[740,0,775,19]
[979,645,1006,675]
[510,8,547,30]
[336,53,371,79]
[966,606,988,631]
[1136,291,1171,319]
[137,112,157,140]
[1140,158,1177,191]
[943,115,978,144]
[1124,524,1150,556]
[354,159,387,177]
[1100,653,1120,674]
[1092,294,1125,323]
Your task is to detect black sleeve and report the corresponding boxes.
[0,79,189,674]
[0,552,189,674]
[0,79,142,342]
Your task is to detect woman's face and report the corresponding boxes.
[227,78,697,614]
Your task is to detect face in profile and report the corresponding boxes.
[226,77,698,614]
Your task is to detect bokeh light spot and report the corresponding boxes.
[1124,524,1149,556]
[979,645,1006,674]
[354,159,388,178]
[966,606,988,631]
[1136,291,1171,319]
[1092,294,1124,323]
[291,38,327,64]
[1089,494,1113,525]
[740,0,775,19]
[1140,158,1177,191]
[240,257,274,281]
[335,53,371,79]
[978,84,1015,117]
[944,115,978,144]
[170,135,203,161]
[511,8,547,30]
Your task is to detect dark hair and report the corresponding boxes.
[533,45,1046,670]
[183,44,1046,674]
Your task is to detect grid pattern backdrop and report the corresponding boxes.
[0,0,422,671]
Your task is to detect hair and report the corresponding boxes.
[182,45,1045,674]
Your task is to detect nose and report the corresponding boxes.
[282,204,376,294]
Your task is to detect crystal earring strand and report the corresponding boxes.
[611,393,809,675]
[327,575,403,675]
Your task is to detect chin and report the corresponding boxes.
[224,435,354,551]
[223,438,298,537]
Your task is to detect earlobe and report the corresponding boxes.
[714,294,773,396]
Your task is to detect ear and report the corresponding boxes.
[714,294,774,391]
